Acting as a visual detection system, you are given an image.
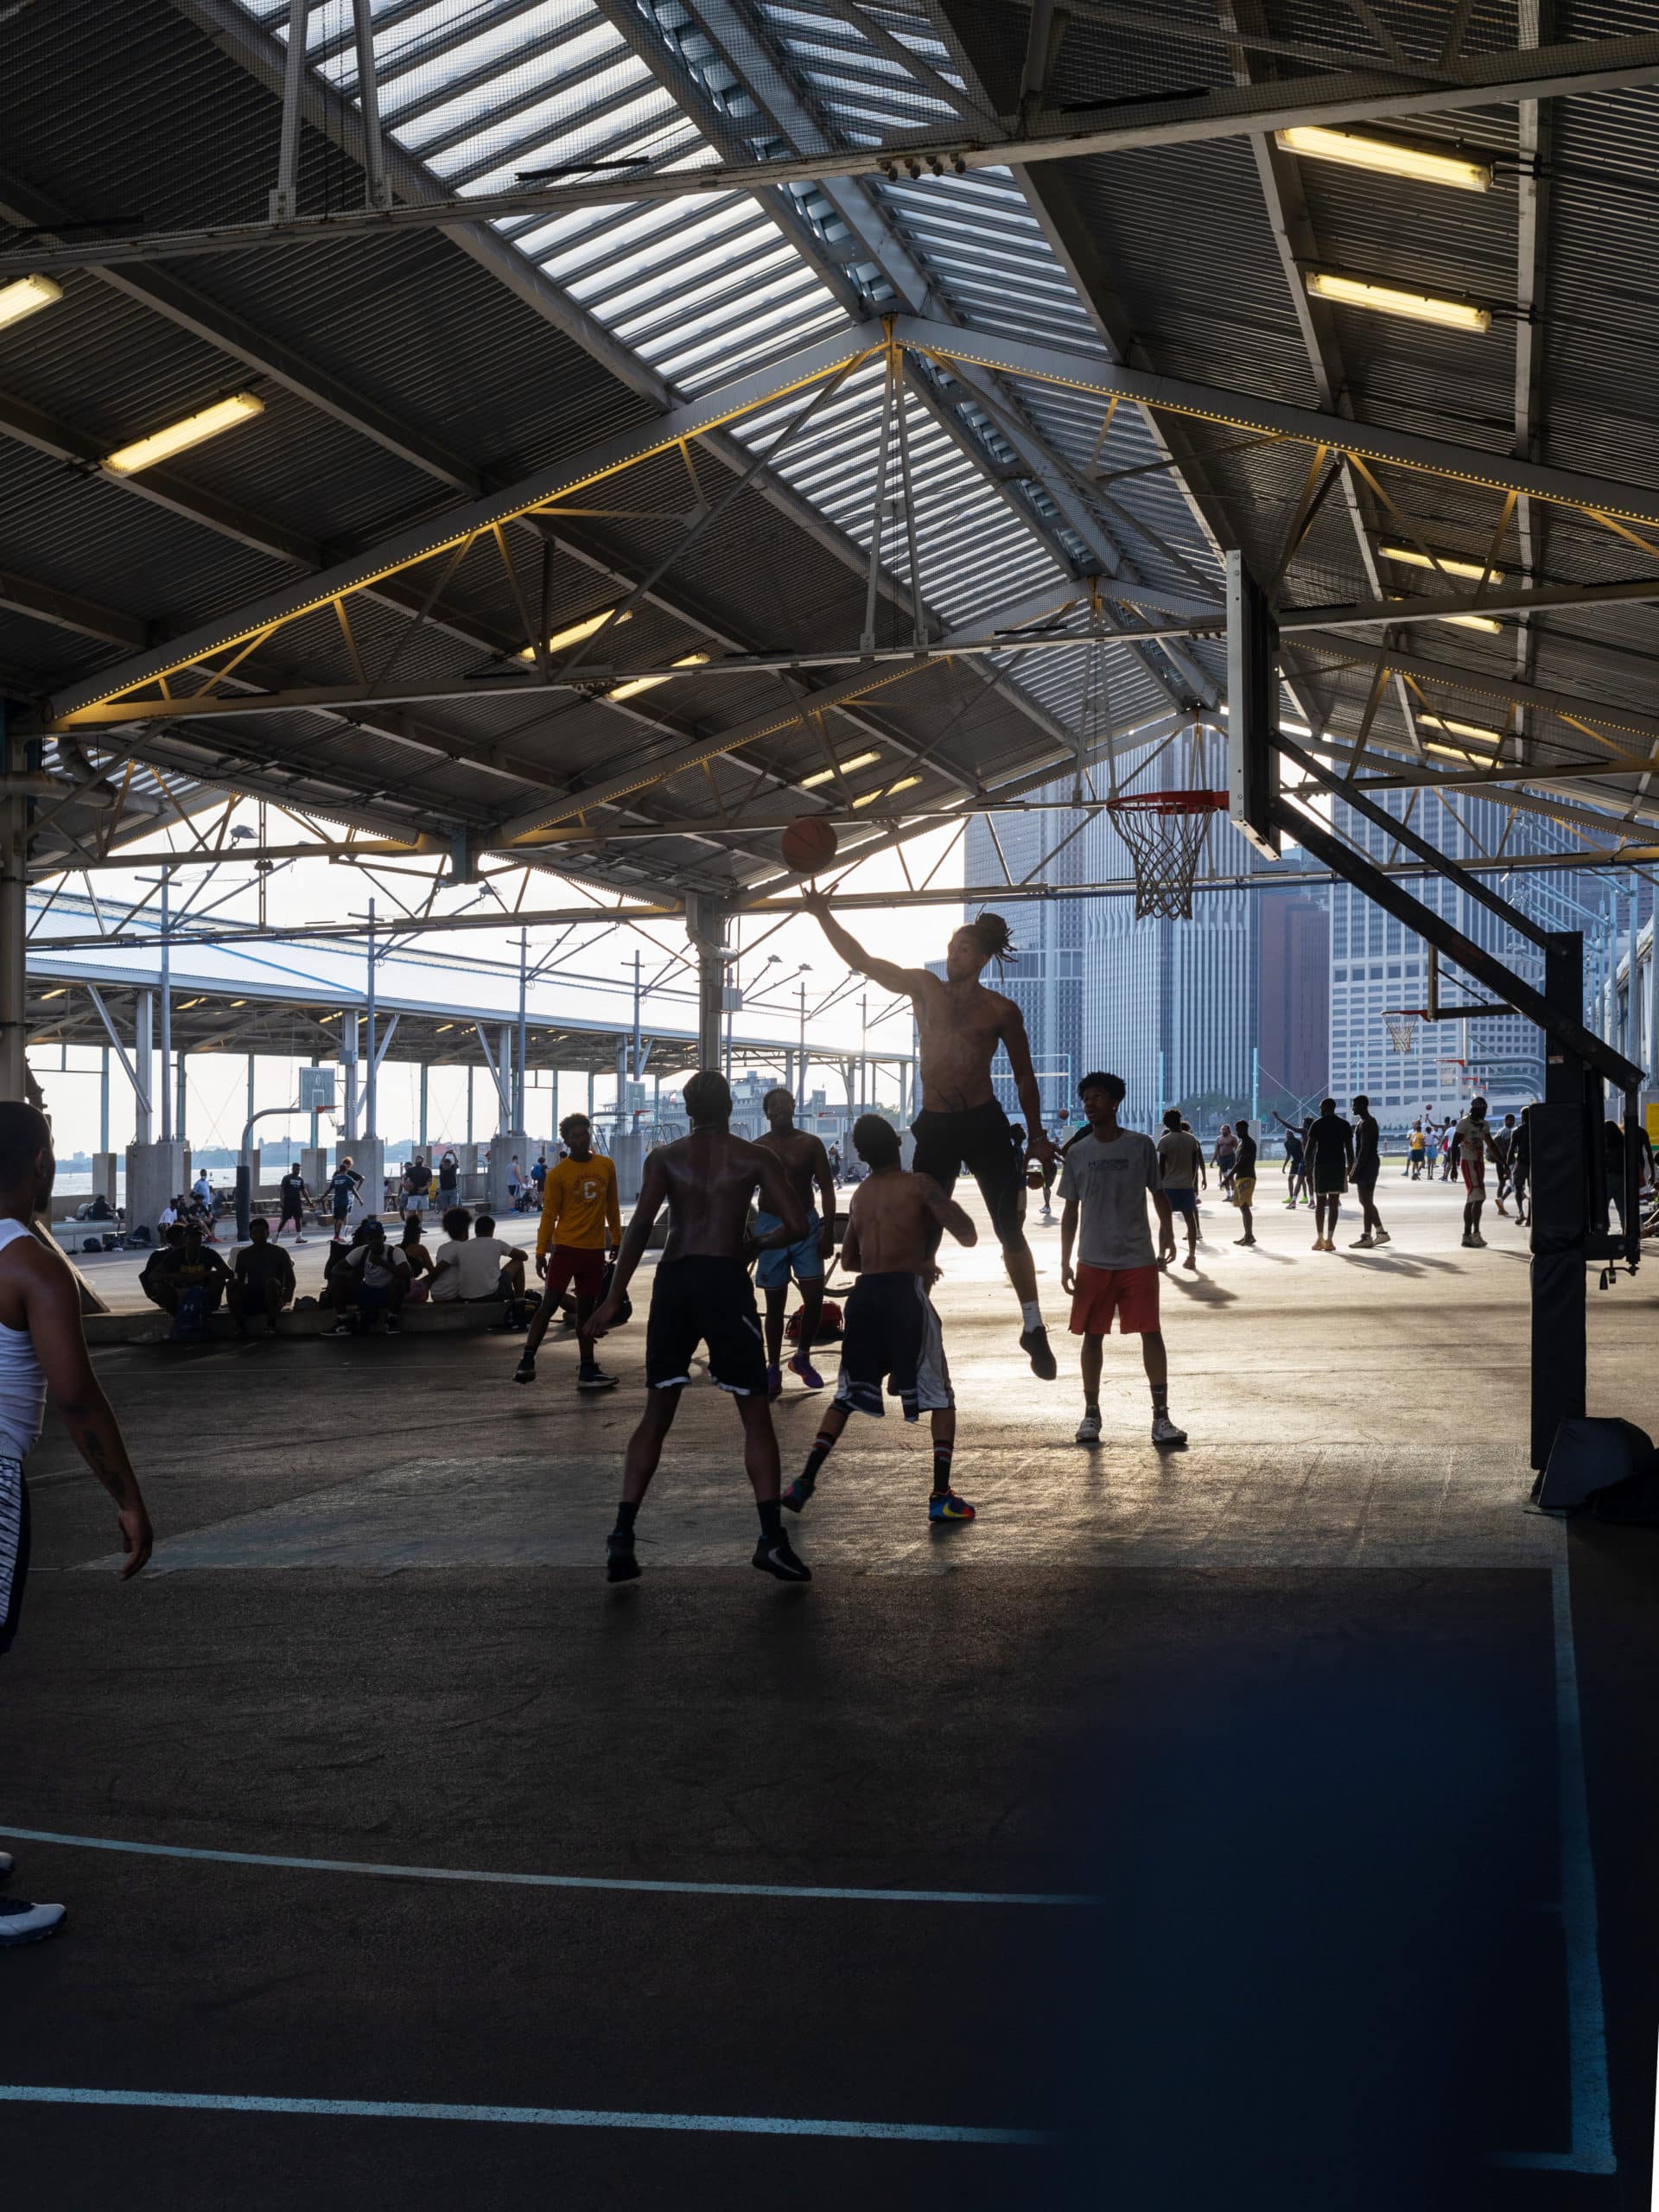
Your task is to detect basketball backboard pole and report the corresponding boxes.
[1224,559,1644,1470]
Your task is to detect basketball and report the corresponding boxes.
[780,817,838,874]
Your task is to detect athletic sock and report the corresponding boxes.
[1150,1382,1169,1414]
[613,1501,639,1537]
[932,1440,955,1496]
[757,1498,783,1541]
[1020,1300,1043,1333]
[801,1432,836,1484]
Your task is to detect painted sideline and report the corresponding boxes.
[0,2084,1056,2144]
[0,1827,1098,1908]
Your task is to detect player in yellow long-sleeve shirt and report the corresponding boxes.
[515,1113,622,1390]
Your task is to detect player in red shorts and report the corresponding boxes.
[1058,1071,1187,1449]
[516,1112,621,1389]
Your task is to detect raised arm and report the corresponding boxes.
[920,1175,976,1248]
[19,1243,152,1577]
[995,1000,1054,1170]
[800,888,928,998]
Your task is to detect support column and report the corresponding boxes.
[175,1050,188,1147]
[341,1011,359,1141]
[684,895,728,1073]
[124,1140,186,1243]
[419,1063,429,1151]
[100,1046,111,1154]
[134,991,154,1144]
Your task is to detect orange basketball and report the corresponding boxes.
[780,817,838,874]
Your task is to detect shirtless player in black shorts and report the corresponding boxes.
[587,1069,811,1585]
[801,895,1058,1377]
[783,1114,977,1525]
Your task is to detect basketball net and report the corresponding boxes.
[1383,1012,1417,1054]
[1107,790,1228,919]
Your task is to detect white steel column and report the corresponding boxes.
[351,0,393,212]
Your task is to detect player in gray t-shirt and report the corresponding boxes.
[1059,1073,1186,1451]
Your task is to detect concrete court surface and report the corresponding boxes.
[4,1169,1659,2208]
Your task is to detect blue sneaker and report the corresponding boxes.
[928,1489,976,1524]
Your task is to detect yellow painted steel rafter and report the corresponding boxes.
[58,335,883,718]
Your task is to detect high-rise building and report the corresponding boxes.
[1325,789,1617,1120]
[1257,888,1331,1112]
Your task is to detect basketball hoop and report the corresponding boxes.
[1107,789,1229,918]
[1383,1012,1418,1054]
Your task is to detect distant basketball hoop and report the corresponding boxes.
[1383,1012,1418,1054]
[1107,789,1229,919]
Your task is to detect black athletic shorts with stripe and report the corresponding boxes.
[645,1256,768,1395]
[833,1271,955,1423]
[910,1100,1027,1250]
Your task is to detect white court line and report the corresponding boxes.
[0,2084,1055,2145]
[0,1827,1098,1908]
[1491,1558,1617,2175]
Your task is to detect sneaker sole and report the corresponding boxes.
[577,1379,618,1391]
[0,1909,66,1946]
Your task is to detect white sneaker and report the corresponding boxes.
[1151,1411,1187,1448]
[0,1897,66,1947]
[1075,1409,1103,1445]
[1469,1232,1487,1248]
[1372,1230,1390,1245]
[1350,1235,1374,1249]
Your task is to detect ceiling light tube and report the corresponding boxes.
[1436,613,1503,632]
[607,651,709,702]
[1421,715,1503,745]
[516,609,631,661]
[1276,127,1491,193]
[1306,271,1491,332]
[104,391,265,474]
[1382,545,1503,583]
[800,749,880,789]
[1424,741,1495,764]
[0,273,62,329]
[851,774,922,808]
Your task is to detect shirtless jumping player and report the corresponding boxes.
[801,894,1058,1377]
[587,1069,812,1585]
[783,1114,978,1524]
[753,1087,837,1398]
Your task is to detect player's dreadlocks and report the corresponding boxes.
[968,911,1015,966]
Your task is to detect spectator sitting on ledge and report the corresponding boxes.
[325,1217,409,1339]
[431,1208,528,1327]
[227,1217,296,1339]
[139,1223,229,1324]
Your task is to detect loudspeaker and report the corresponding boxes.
[1531,1415,1655,1511]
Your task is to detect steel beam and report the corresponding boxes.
[891,320,1659,532]
[11,32,1659,276]
[47,327,879,721]
[0,568,146,649]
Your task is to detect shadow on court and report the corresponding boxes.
[2,1560,1595,2209]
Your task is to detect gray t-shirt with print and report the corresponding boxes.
[1058,1128,1161,1270]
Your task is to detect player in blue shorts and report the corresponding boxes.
[753,1087,837,1399]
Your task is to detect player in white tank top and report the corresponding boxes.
[0,1102,153,1948]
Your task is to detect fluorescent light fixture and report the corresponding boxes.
[0,273,62,329]
[39,988,65,1001]
[1389,594,1502,633]
[435,1022,454,1033]
[104,391,264,474]
[852,775,923,809]
[1275,127,1491,193]
[516,609,631,661]
[1421,715,1503,745]
[1306,272,1491,332]
[607,651,709,702]
[800,749,880,790]
[1424,741,1494,764]
[1382,545,1503,583]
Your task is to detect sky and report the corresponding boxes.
[29,800,967,1159]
